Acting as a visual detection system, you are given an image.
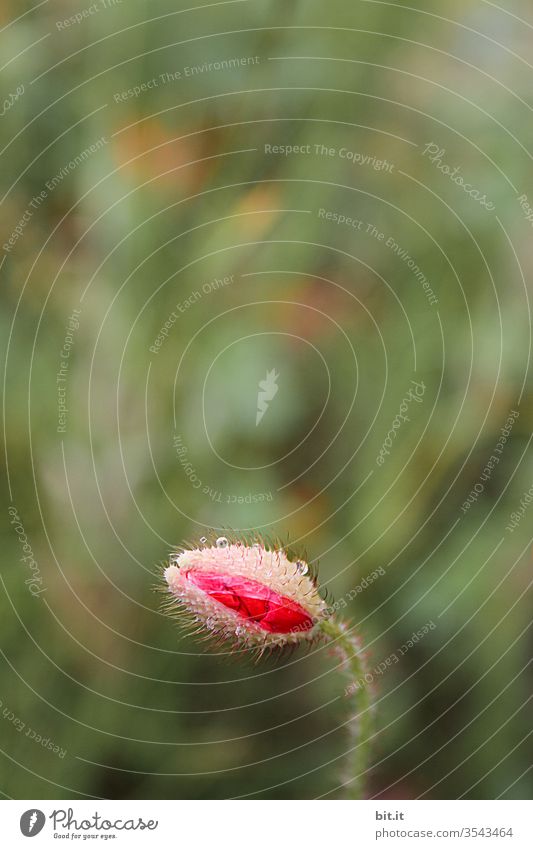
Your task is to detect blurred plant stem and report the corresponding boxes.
[320,618,373,799]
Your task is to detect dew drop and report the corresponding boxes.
[216,536,229,548]
[295,561,309,575]
[199,537,207,544]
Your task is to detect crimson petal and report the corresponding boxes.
[186,571,315,634]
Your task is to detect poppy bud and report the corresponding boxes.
[160,533,373,797]
[163,535,328,650]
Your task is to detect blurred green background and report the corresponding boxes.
[1,0,532,799]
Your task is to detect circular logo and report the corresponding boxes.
[20,810,46,837]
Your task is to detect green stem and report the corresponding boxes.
[319,618,373,799]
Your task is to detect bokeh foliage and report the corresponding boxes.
[1,0,532,799]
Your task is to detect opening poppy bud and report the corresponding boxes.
[159,533,374,798]
[163,538,327,649]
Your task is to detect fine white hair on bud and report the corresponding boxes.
[161,533,328,652]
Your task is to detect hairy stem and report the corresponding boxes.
[319,618,373,799]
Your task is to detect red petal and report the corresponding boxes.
[186,571,314,634]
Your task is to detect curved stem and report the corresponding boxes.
[319,618,373,799]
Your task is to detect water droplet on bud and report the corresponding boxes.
[216,536,229,548]
[199,537,207,544]
[296,561,308,575]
